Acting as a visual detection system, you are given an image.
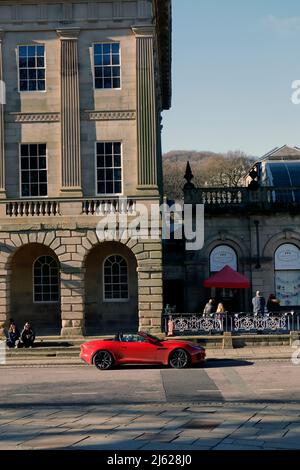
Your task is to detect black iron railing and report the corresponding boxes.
[163,312,300,335]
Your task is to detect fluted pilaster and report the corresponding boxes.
[132,26,158,190]
[0,30,5,198]
[57,29,82,196]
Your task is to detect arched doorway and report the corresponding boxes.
[10,243,61,334]
[209,245,241,312]
[85,241,138,334]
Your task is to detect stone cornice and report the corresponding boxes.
[132,25,156,38]
[10,113,61,123]
[56,28,80,40]
[85,110,136,121]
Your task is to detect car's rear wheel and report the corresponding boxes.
[168,349,190,369]
[93,350,113,370]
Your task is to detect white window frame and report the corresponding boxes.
[19,143,48,199]
[95,141,123,196]
[33,255,60,304]
[103,254,129,303]
[17,44,46,93]
[92,42,121,91]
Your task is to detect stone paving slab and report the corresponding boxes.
[0,402,299,450]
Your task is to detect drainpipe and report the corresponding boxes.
[254,220,261,269]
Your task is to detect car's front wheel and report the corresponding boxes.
[93,350,113,370]
[168,349,190,369]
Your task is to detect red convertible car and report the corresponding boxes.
[80,332,206,370]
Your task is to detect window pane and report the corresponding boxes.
[103,44,110,54]
[106,182,113,193]
[105,143,113,154]
[30,145,37,156]
[21,158,29,170]
[28,45,35,56]
[95,78,103,89]
[20,69,28,79]
[29,80,36,91]
[94,55,103,66]
[40,184,47,196]
[112,43,119,54]
[114,181,122,194]
[112,55,119,65]
[39,144,46,156]
[21,145,29,157]
[97,142,105,155]
[28,57,35,68]
[103,77,111,88]
[37,69,45,79]
[37,45,44,56]
[22,172,29,183]
[104,66,112,78]
[28,69,36,79]
[30,158,38,170]
[20,81,27,91]
[94,44,102,54]
[37,57,44,67]
[105,155,112,167]
[22,184,30,197]
[19,46,27,57]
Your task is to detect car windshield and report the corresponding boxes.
[139,332,161,342]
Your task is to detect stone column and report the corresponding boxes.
[136,239,163,334]
[0,30,5,198]
[58,230,86,336]
[60,267,85,337]
[57,29,82,196]
[132,26,158,191]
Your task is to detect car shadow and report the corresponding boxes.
[108,359,253,370]
[203,359,254,368]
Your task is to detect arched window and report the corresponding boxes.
[210,245,238,273]
[275,244,300,306]
[33,256,59,302]
[103,255,128,301]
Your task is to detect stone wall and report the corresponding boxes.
[0,227,163,336]
[165,213,300,313]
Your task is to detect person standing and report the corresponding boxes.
[267,294,280,312]
[252,291,266,316]
[203,299,216,317]
[215,302,225,329]
[167,315,174,336]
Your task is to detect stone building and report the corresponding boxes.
[164,145,300,314]
[0,0,172,336]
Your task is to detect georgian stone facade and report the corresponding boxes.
[0,0,171,336]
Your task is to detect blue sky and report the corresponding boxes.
[162,0,300,157]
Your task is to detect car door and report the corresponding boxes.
[119,335,160,363]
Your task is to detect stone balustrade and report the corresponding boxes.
[1,198,139,218]
[184,187,300,212]
[82,199,137,215]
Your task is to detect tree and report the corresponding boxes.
[163,150,254,201]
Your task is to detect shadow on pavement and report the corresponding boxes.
[204,359,254,368]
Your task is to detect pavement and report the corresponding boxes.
[0,359,300,450]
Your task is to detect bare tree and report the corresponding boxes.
[163,150,254,200]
